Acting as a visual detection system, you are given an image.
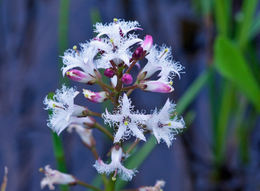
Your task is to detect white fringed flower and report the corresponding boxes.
[93,146,136,181]
[139,45,183,82]
[102,94,147,143]
[44,85,90,134]
[94,19,142,41]
[147,99,185,147]
[40,165,75,190]
[92,19,143,67]
[67,124,95,148]
[139,180,166,191]
[62,43,99,84]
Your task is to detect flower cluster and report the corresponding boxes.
[41,19,185,190]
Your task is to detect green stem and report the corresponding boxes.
[52,133,69,191]
[94,122,114,141]
[76,180,102,191]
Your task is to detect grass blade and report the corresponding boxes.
[237,0,258,49]
[214,36,260,111]
[214,0,231,36]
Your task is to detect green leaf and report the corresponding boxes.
[192,0,212,16]
[214,36,260,111]
[214,82,234,165]
[214,0,231,36]
[58,0,70,85]
[237,0,258,49]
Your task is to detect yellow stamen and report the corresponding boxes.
[110,38,114,43]
[159,48,169,59]
[112,177,116,181]
[73,45,77,50]
[124,121,128,126]
[168,122,171,126]
[169,81,173,85]
[113,18,118,23]
[52,103,56,108]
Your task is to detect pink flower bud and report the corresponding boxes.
[66,69,95,84]
[121,73,133,85]
[132,47,144,60]
[83,89,108,103]
[141,35,153,52]
[104,68,115,78]
[139,81,174,93]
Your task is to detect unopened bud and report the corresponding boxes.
[121,73,133,85]
[141,35,153,52]
[104,68,115,78]
[132,47,144,60]
[83,89,108,103]
[66,69,94,84]
[139,81,174,93]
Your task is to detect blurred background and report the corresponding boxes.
[0,0,260,190]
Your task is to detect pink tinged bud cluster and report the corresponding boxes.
[93,146,136,181]
[83,89,108,103]
[40,165,76,190]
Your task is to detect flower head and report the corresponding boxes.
[44,85,90,134]
[93,146,136,181]
[40,165,75,190]
[92,19,143,67]
[102,94,147,143]
[147,99,185,147]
